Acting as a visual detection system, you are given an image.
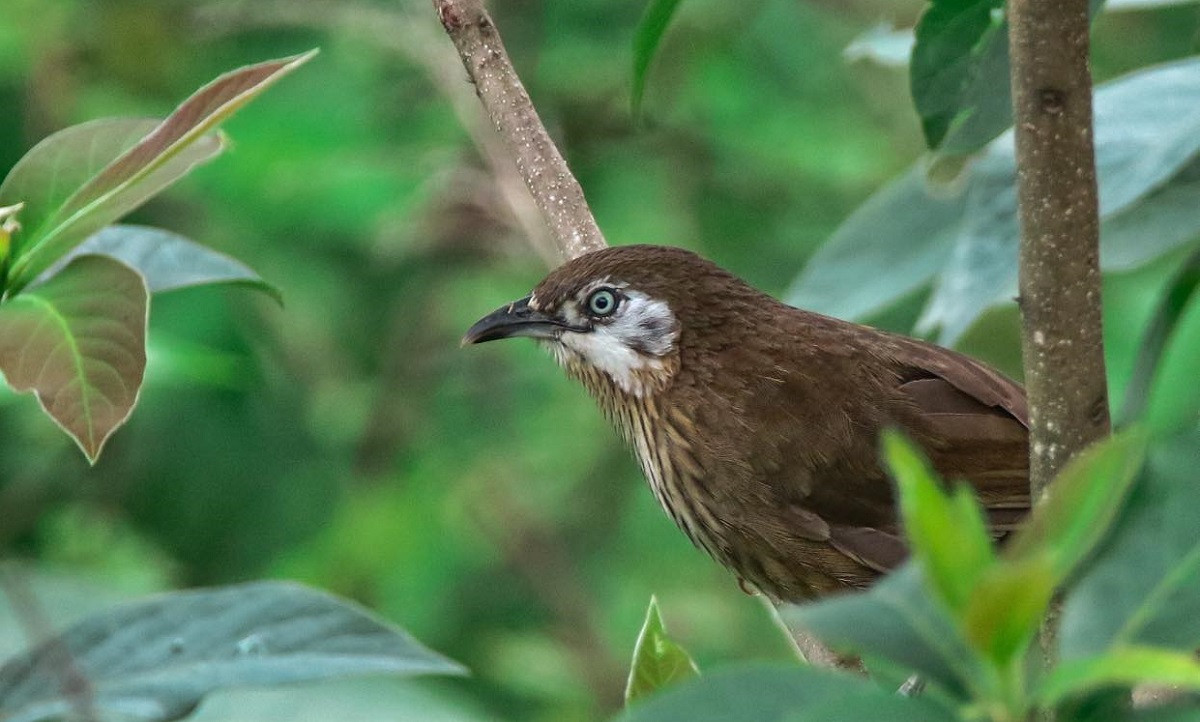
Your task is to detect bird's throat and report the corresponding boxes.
[546,338,677,399]
[560,357,731,571]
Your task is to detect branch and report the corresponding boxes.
[1007,0,1110,682]
[1008,0,1110,496]
[432,0,606,263]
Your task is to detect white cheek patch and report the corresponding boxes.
[551,290,679,396]
[616,293,676,357]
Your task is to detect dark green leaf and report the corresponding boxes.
[1061,425,1200,658]
[1037,647,1200,708]
[0,254,147,463]
[1118,247,1200,428]
[784,565,980,696]
[883,430,995,613]
[613,663,959,722]
[0,581,465,722]
[1005,430,1146,582]
[910,0,1006,152]
[631,0,684,118]
[625,596,699,705]
[848,0,1194,76]
[48,225,279,301]
[911,0,1103,153]
[962,554,1056,666]
[4,50,317,294]
[1143,286,1200,436]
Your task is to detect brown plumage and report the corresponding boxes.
[464,245,1029,603]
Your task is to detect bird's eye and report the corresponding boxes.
[585,288,619,317]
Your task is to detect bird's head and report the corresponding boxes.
[464,245,753,397]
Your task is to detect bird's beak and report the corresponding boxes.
[462,295,572,346]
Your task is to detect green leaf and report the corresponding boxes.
[631,0,684,118]
[625,596,699,705]
[612,663,959,722]
[847,1,1191,77]
[1101,159,1200,273]
[910,0,1006,152]
[796,57,1200,343]
[784,565,980,697]
[0,254,147,463]
[1061,425,1200,658]
[3,50,317,294]
[1144,283,1200,436]
[919,56,1200,342]
[962,555,1056,666]
[910,0,1103,154]
[785,166,965,321]
[183,679,496,722]
[1037,647,1200,708]
[883,430,995,613]
[0,581,465,722]
[1005,430,1146,582]
[48,225,280,301]
[0,118,159,261]
[1118,247,1200,428]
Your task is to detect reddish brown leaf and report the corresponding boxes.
[0,255,148,462]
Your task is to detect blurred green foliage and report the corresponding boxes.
[0,0,1197,720]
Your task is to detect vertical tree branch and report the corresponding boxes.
[1007,0,1111,683]
[1008,0,1110,496]
[432,0,606,263]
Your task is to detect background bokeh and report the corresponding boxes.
[0,0,1196,720]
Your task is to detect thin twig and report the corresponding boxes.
[432,0,606,263]
[761,596,847,667]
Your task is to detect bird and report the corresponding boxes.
[463,244,1029,603]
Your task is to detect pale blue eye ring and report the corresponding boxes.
[586,288,618,317]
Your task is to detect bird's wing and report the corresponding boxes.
[890,335,1029,427]
[889,337,1031,533]
[686,313,1030,585]
[757,330,1030,578]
